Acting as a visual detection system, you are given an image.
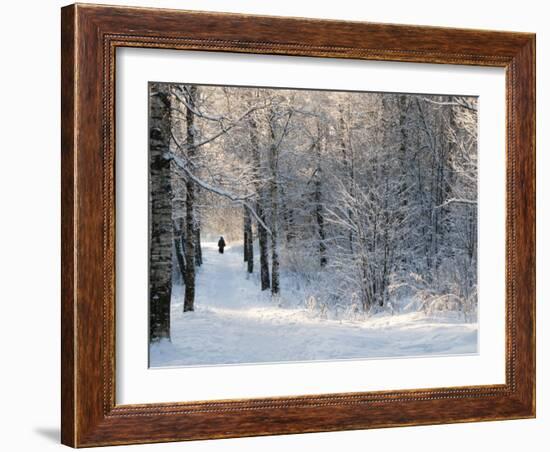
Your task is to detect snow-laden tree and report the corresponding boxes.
[149,83,479,340]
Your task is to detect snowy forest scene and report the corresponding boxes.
[148,81,479,367]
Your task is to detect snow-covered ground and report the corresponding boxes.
[150,242,478,367]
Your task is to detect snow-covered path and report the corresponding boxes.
[150,242,478,367]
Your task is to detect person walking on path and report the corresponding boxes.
[218,236,226,254]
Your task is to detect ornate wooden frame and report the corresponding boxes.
[61,3,535,447]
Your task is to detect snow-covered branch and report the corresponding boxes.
[435,198,477,209]
[420,97,478,112]
[168,152,272,235]
[170,93,271,151]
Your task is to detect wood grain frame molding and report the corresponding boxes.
[61,3,535,447]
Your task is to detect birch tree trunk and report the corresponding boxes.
[173,219,186,283]
[243,206,249,262]
[194,190,203,267]
[149,83,173,341]
[268,113,280,296]
[183,85,198,312]
[194,223,202,267]
[281,186,295,243]
[243,206,254,273]
[249,113,270,290]
[257,193,271,290]
[339,105,355,253]
[314,120,327,267]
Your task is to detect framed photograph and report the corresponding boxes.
[61,3,535,447]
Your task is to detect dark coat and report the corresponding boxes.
[218,237,226,248]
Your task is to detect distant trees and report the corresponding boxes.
[149,82,479,341]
